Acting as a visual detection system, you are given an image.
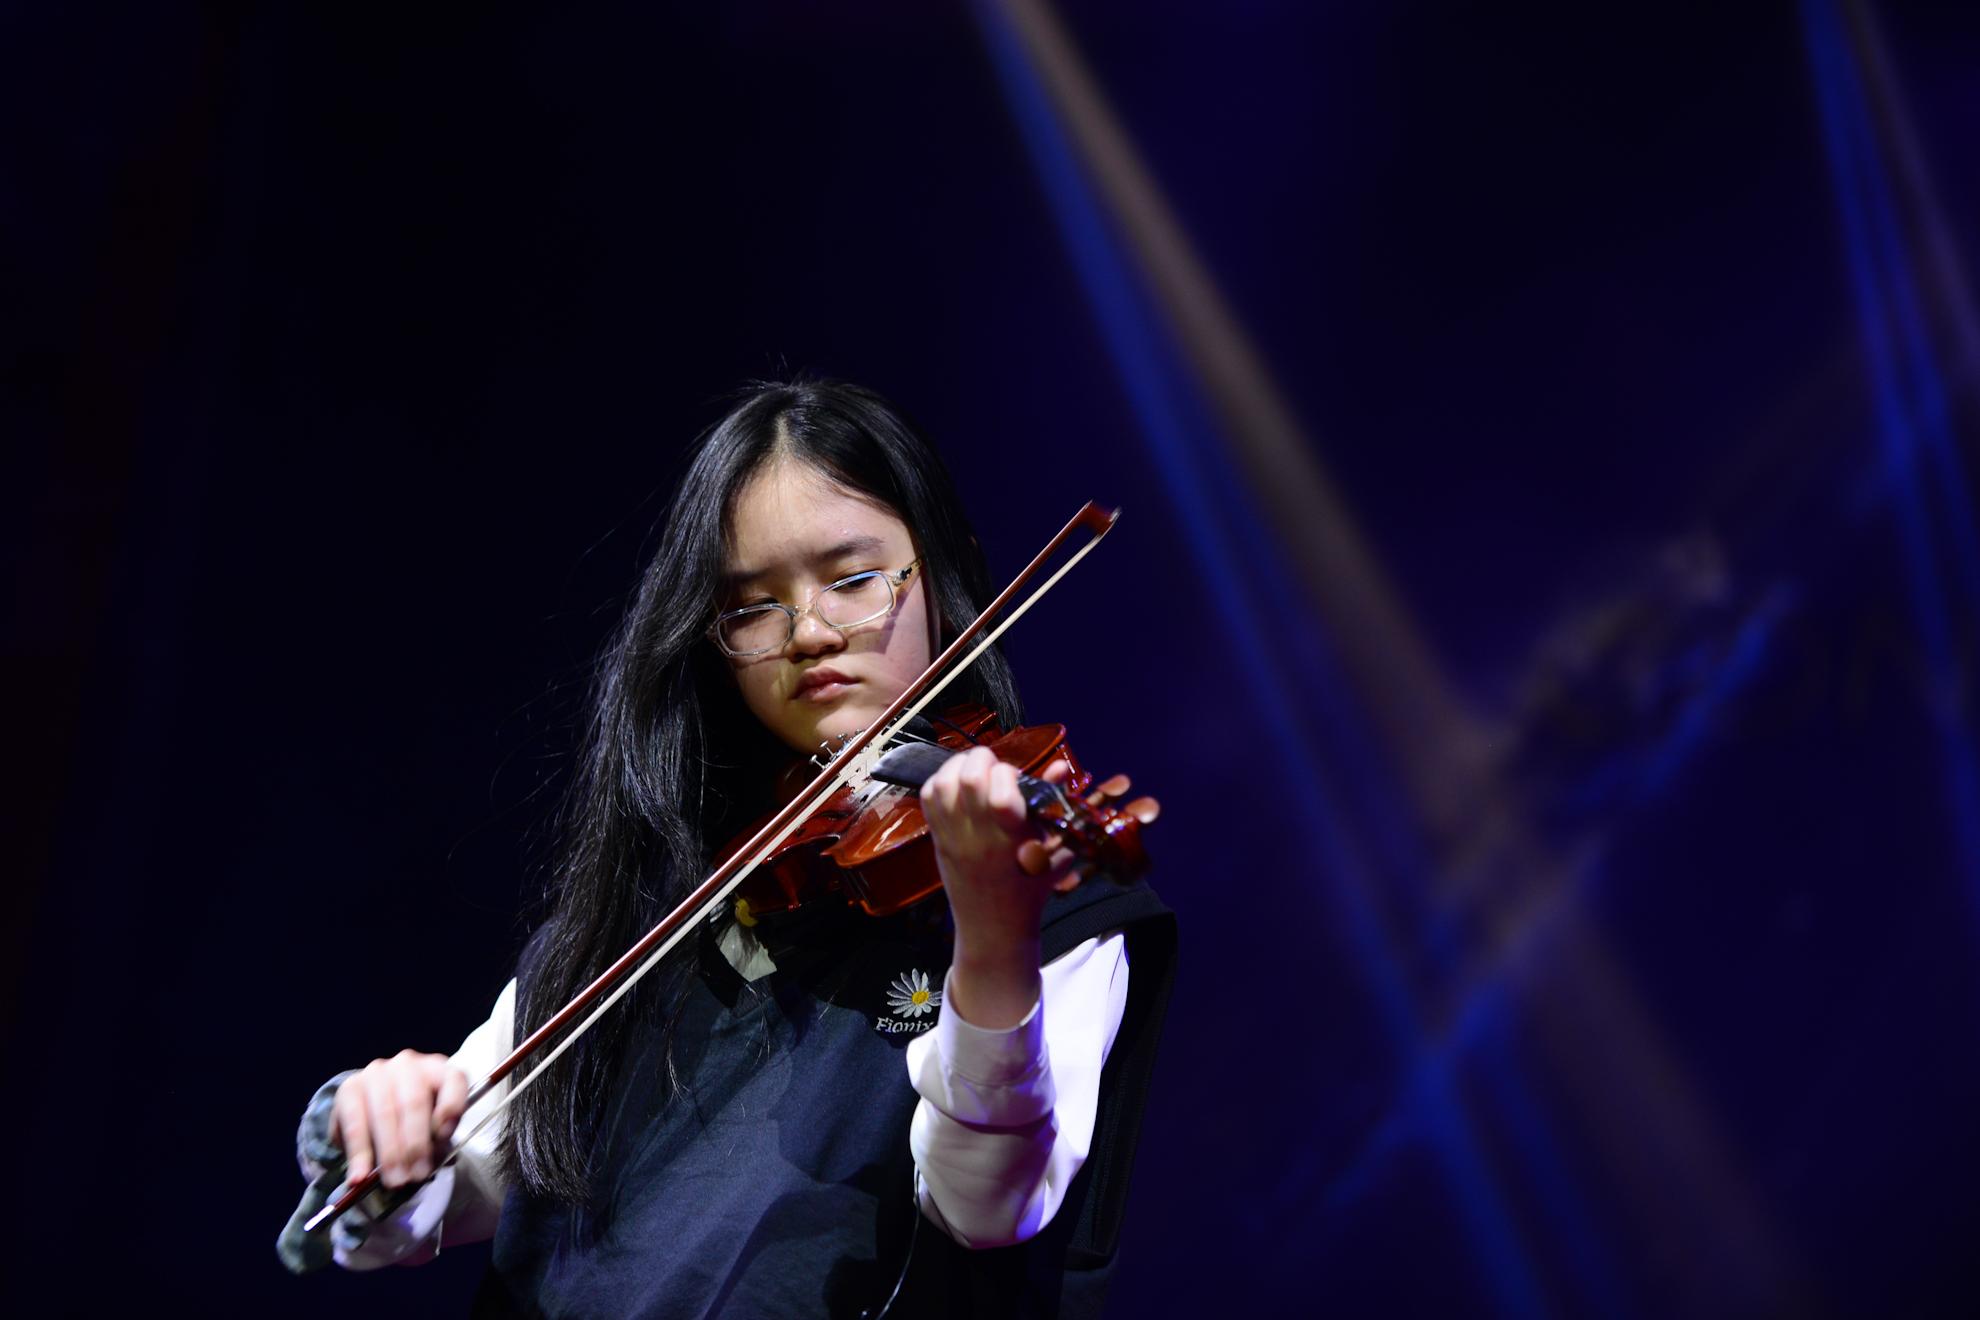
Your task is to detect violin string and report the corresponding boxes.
[874,531,1106,754]
[440,524,1113,1165]
[927,710,986,745]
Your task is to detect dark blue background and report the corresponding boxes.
[6,1,1979,1315]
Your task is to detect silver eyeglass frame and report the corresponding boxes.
[708,559,921,658]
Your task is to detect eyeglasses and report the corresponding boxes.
[709,560,921,658]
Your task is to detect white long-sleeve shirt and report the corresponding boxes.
[312,929,1128,1267]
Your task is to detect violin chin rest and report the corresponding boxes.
[869,742,954,790]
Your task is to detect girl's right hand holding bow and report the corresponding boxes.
[331,1050,470,1188]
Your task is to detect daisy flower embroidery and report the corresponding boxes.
[886,969,942,1020]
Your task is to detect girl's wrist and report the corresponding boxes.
[948,938,1043,1029]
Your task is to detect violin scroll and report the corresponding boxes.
[1018,770,1161,891]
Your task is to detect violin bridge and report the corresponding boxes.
[815,732,890,798]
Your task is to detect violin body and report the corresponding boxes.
[724,703,1149,922]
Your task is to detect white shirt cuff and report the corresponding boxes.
[907,967,1056,1129]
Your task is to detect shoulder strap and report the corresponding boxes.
[1041,879,1178,1264]
[1039,876,1170,962]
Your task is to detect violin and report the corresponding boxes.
[305,501,1142,1236]
[723,701,1159,926]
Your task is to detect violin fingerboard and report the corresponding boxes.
[870,744,1071,821]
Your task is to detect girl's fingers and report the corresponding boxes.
[950,750,1023,831]
[924,749,992,824]
[987,761,1027,830]
[362,1062,405,1186]
[333,1076,373,1183]
[332,1052,462,1187]
[1018,837,1080,884]
[393,1052,434,1182]
[922,755,960,816]
[957,747,994,806]
[431,1061,470,1143]
[925,748,1056,873]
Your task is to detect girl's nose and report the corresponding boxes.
[788,609,846,655]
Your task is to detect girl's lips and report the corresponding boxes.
[793,670,857,701]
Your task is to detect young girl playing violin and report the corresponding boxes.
[279,379,1175,1318]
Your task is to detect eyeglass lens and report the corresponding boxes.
[718,572,897,654]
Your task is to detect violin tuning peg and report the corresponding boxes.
[1087,773,1131,806]
[1123,795,1160,824]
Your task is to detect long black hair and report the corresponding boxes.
[502,378,1023,1203]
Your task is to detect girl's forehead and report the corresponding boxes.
[723,460,912,578]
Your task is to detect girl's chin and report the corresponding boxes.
[809,701,886,744]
